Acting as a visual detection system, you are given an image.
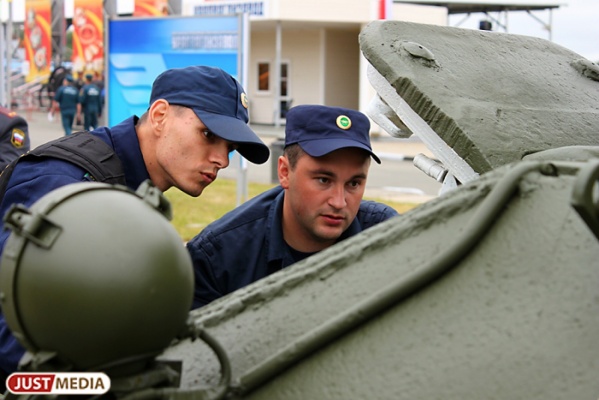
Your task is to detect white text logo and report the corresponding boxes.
[6,372,110,395]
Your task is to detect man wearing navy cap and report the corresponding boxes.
[188,104,399,309]
[77,73,102,130]
[0,65,269,382]
[0,106,30,170]
[51,74,79,135]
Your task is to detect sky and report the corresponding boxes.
[447,0,599,62]
[1,0,598,61]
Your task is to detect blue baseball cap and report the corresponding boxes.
[149,66,270,164]
[284,105,381,164]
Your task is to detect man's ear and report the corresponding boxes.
[278,155,290,188]
[148,99,169,134]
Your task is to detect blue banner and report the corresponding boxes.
[107,15,241,126]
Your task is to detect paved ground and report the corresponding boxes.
[23,109,441,204]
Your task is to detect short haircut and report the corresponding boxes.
[283,143,305,170]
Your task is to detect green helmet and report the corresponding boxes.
[0,181,193,374]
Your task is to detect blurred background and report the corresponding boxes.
[0,0,596,209]
[1,0,595,128]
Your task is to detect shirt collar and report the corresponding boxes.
[266,188,287,265]
[110,116,150,190]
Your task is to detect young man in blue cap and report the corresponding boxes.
[188,104,399,309]
[0,106,30,170]
[0,65,269,382]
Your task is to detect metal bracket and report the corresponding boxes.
[2,204,62,249]
[366,64,479,184]
[135,179,173,221]
[571,159,599,240]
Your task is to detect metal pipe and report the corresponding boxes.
[413,153,448,182]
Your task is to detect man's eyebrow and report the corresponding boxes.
[309,168,335,177]
[310,169,367,181]
[349,172,368,181]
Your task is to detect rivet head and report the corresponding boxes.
[401,41,435,61]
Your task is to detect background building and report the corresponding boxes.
[183,0,447,127]
[1,0,566,131]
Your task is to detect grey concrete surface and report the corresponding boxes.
[22,109,441,204]
[360,20,599,175]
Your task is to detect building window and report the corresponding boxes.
[280,63,288,96]
[258,62,269,91]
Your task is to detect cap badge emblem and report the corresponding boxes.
[241,93,249,109]
[336,115,351,130]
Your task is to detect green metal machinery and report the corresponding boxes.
[1,20,598,400]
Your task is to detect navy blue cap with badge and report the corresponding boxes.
[149,65,270,165]
[284,104,381,164]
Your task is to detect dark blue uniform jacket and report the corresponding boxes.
[54,85,79,113]
[79,83,102,114]
[0,116,149,378]
[187,186,399,309]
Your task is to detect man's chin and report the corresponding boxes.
[314,227,344,244]
[181,184,206,198]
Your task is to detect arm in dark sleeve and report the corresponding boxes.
[0,314,25,386]
[1,164,85,244]
[0,114,30,169]
[186,233,225,309]
[0,137,28,171]
[357,200,400,229]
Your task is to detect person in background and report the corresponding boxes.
[188,104,399,308]
[92,72,106,118]
[0,106,30,170]
[51,74,79,136]
[0,65,270,385]
[77,73,102,130]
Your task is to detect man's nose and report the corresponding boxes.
[328,184,347,209]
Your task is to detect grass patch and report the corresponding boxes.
[164,178,418,242]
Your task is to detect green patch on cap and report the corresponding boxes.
[336,115,352,130]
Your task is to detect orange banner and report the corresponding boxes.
[24,0,52,82]
[72,0,104,79]
[134,0,169,16]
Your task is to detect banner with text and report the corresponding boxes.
[190,0,265,17]
[106,14,245,126]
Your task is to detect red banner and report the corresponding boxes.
[72,0,104,79]
[134,0,169,17]
[24,0,52,82]
[378,0,393,19]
